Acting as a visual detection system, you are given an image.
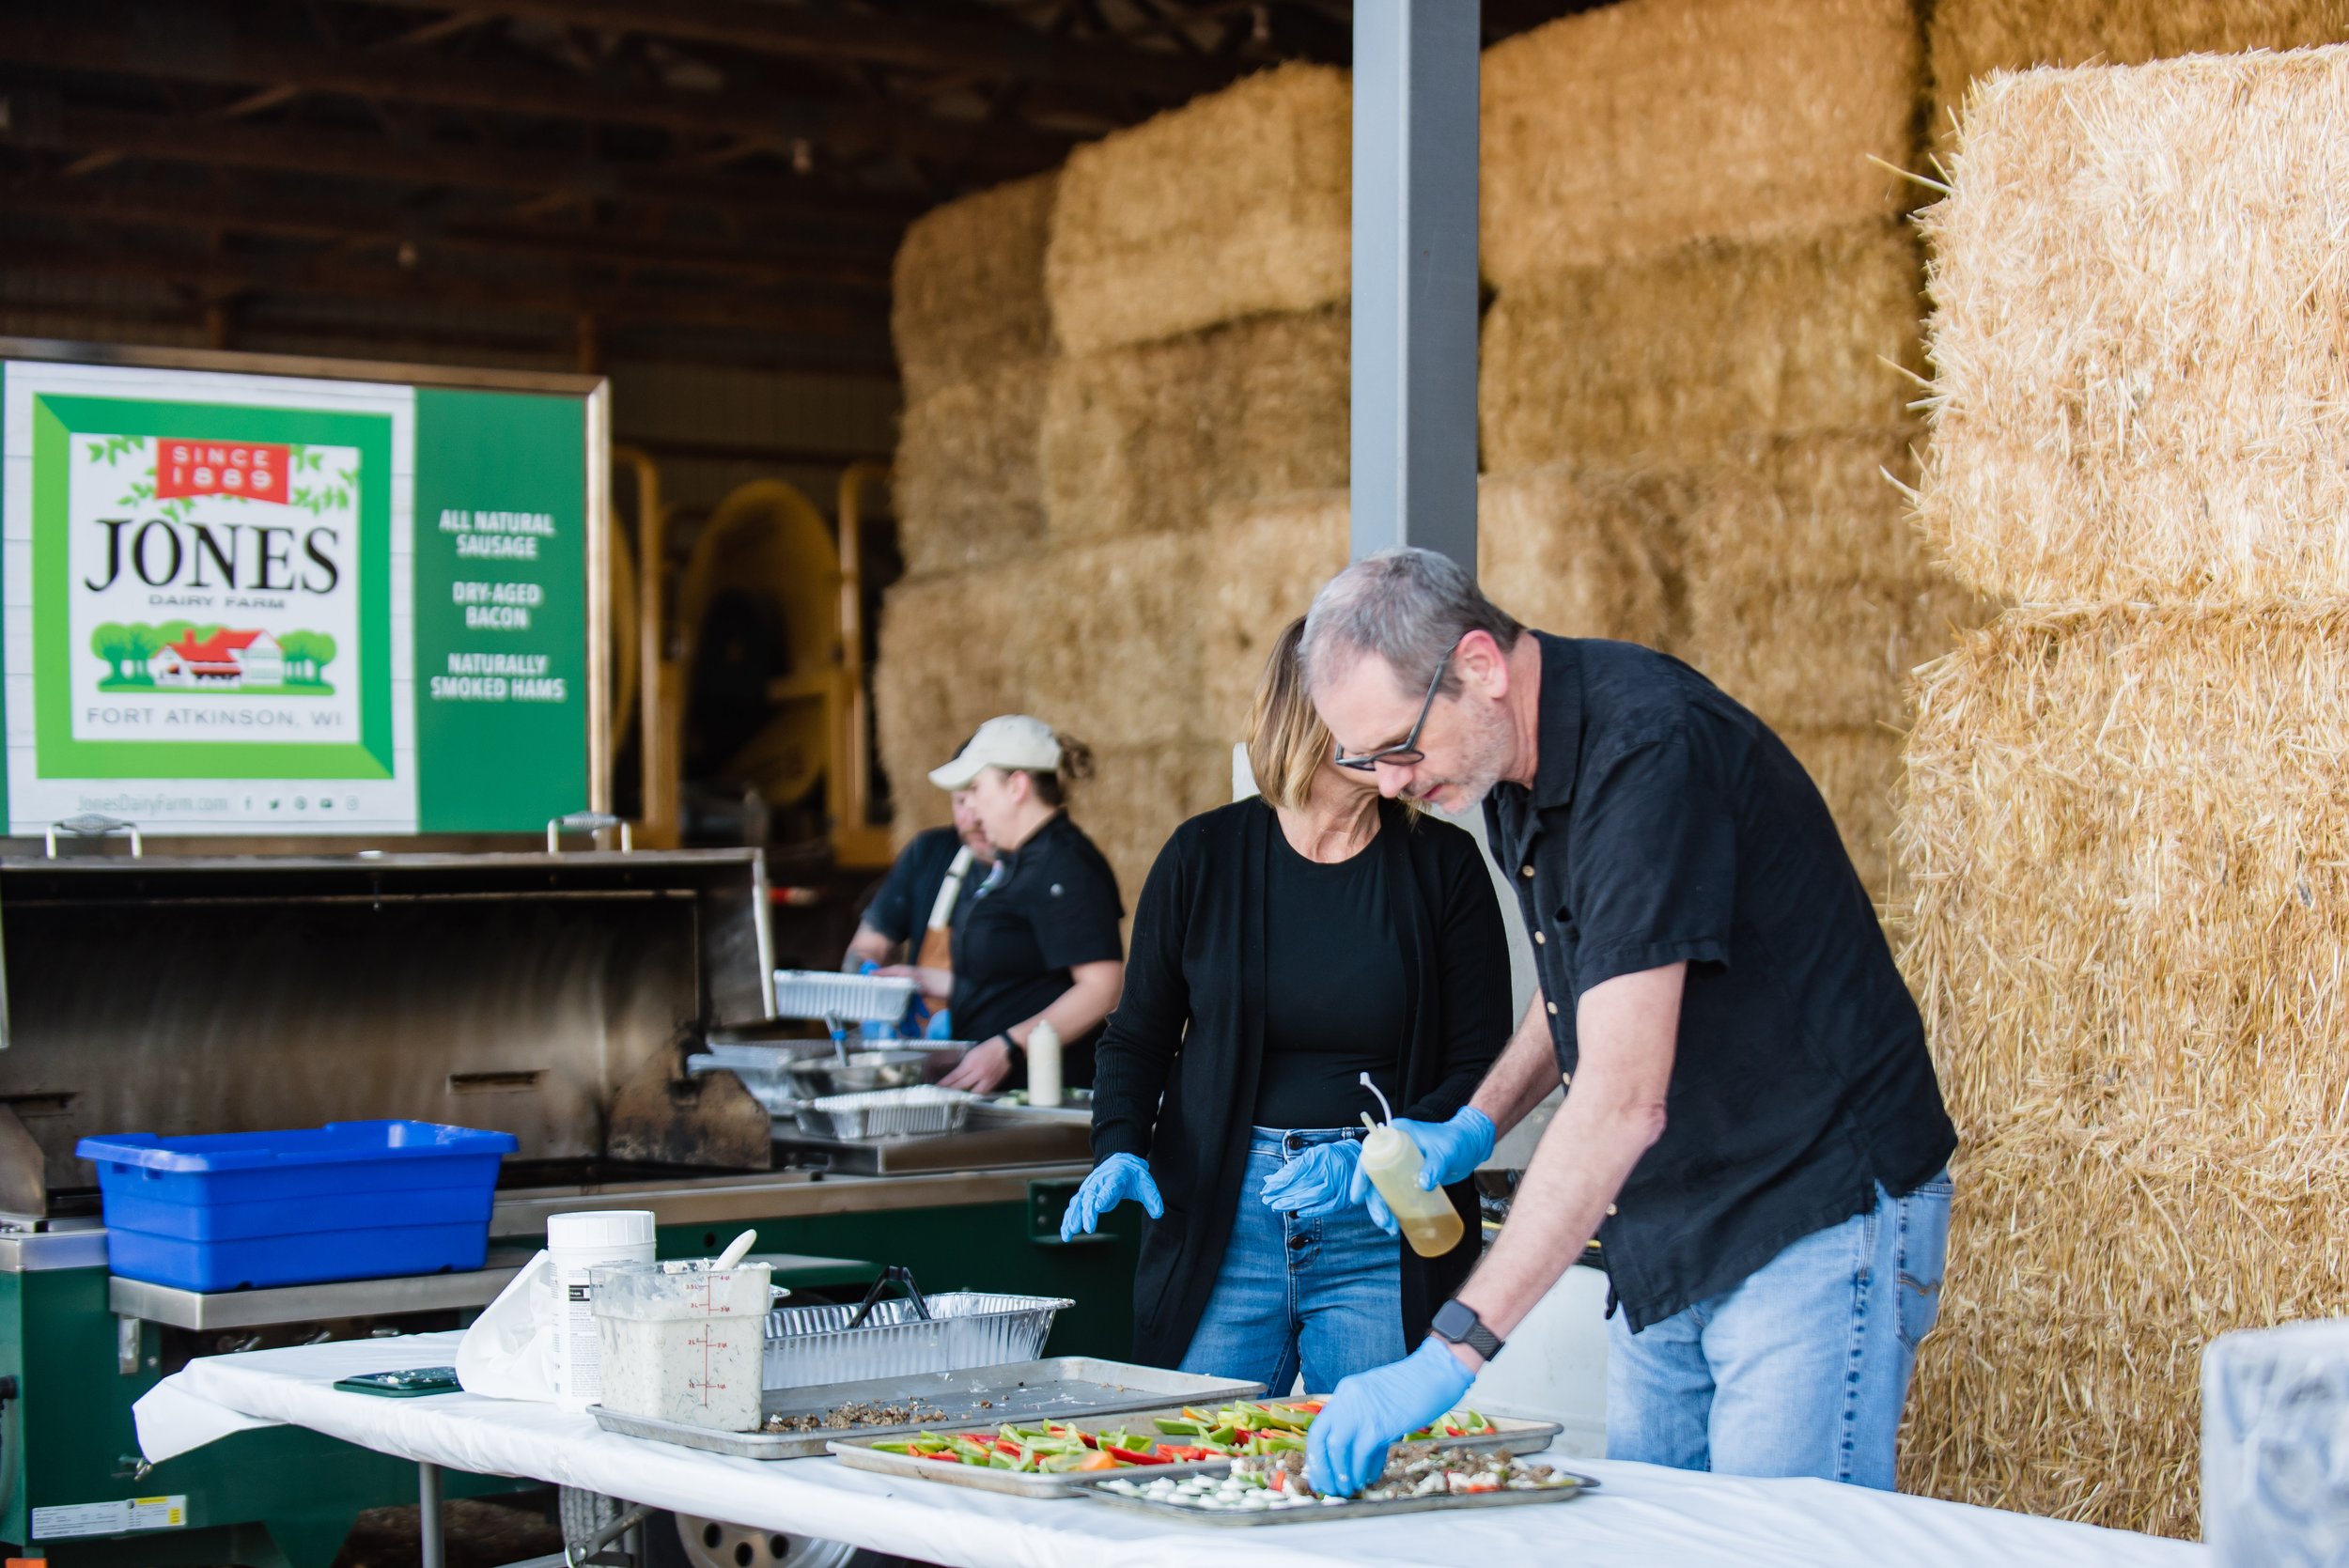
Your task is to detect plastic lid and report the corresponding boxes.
[547,1209,657,1250]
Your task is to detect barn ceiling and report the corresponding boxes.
[0,0,1604,374]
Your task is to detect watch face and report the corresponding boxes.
[1432,1299,1478,1341]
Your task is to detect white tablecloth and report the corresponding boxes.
[136,1333,2205,1568]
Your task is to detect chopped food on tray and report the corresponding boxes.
[1095,1447,1573,1510]
[857,1401,1501,1473]
[763,1400,949,1434]
[1148,1398,1496,1454]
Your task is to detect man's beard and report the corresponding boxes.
[1408,697,1515,809]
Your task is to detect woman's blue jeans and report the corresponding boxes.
[1176,1126,1408,1395]
[1607,1169,1954,1488]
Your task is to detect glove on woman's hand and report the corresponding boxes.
[1258,1140,1363,1219]
[1058,1153,1163,1242]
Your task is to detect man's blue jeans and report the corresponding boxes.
[1607,1170,1953,1489]
[1177,1127,1407,1394]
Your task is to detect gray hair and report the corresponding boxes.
[1299,547,1525,698]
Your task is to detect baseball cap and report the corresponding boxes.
[927,715,1063,790]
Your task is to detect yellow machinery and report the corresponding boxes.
[610,451,891,869]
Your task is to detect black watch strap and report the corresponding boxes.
[996,1032,1024,1063]
[1431,1298,1505,1359]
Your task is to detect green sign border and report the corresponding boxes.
[31,394,395,780]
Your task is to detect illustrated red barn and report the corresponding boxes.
[149,629,285,688]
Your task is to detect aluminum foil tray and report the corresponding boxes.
[590,1358,1267,1460]
[765,1290,1070,1389]
[1066,1463,1597,1525]
[770,970,918,1024]
[792,1086,972,1141]
[826,1409,1565,1499]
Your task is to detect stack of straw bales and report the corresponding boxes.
[1927,0,2349,141]
[874,65,1357,902]
[890,175,1058,577]
[1898,49,2349,1537]
[1477,0,1959,893]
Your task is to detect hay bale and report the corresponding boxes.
[1047,63,1349,355]
[1010,532,1205,749]
[1686,428,1928,588]
[1781,724,1903,897]
[1482,0,1924,287]
[893,360,1050,577]
[1920,51,2349,604]
[1682,577,1986,731]
[1477,464,1689,650]
[872,566,1029,839]
[1481,222,1924,472]
[1928,0,2349,141]
[1080,741,1237,911]
[1041,307,1348,544]
[893,173,1057,405]
[1197,491,1350,744]
[1896,604,2349,1536]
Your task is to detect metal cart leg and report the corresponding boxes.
[419,1460,445,1568]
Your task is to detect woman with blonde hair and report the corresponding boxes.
[1064,618,1509,1388]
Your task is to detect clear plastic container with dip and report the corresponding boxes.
[591,1254,777,1433]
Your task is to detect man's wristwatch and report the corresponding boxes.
[1430,1298,1506,1360]
[993,1032,1023,1063]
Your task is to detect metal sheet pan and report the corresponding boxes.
[1066,1465,1599,1526]
[825,1410,1567,1498]
[591,1358,1266,1460]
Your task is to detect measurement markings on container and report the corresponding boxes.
[31,1495,188,1538]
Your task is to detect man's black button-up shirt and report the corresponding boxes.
[1485,632,1956,1331]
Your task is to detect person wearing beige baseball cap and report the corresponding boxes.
[930,717,1126,1094]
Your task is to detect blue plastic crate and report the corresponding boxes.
[76,1120,517,1292]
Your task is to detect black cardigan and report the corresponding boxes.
[1091,796,1512,1369]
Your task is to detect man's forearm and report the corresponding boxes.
[1448,964,1684,1358]
[1468,990,1564,1138]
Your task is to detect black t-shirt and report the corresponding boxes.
[1485,631,1956,1332]
[950,813,1125,1087]
[863,826,983,947]
[1252,825,1406,1129]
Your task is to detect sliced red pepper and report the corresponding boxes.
[994,1439,1022,1457]
[929,1452,962,1464]
[1105,1445,1169,1466]
[1442,1424,1463,1436]
[1077,1433,1099,1449]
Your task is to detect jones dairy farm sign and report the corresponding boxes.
[1,356,595,834]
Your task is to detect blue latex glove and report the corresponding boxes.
[1258,1140,1362,1218]
[1306,1337,1477,1498]
[1344,1107,1496,1237]
[1406,1106,1498,1187]
[1058,1153,1163,1241]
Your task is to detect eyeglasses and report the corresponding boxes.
[1332,636,1464,771]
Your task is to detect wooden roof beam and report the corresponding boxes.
[0,1,1071,172]
[1,102,924,235]
[329,0,1232,97]
[0,178,894,289]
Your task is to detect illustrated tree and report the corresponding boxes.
[307,631,337,685]
[89,623,131,682]
[278,630,313,682]
[124,622,163,674]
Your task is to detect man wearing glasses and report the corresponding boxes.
[1294,547,1956,1498]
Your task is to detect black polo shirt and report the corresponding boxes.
[863,826,984,947]
[1485,632,1955,1331]
[950,812,1125,1088]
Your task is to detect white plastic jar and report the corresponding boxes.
[548,1209,657,1409]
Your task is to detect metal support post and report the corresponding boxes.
[419,1460,445,1568]
[1350,0,1482,567]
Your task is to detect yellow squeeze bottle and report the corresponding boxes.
[1356,1074,1466,1260]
